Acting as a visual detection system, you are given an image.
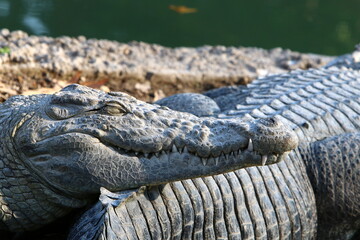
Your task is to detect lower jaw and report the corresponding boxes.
[134,151,284,187]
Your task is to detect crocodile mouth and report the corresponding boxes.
[32,130,284,167]
[16,132,288,195]
[108,138,284,167]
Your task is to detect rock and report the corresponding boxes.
[0,29,10,37]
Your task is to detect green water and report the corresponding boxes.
[0,0,359,55]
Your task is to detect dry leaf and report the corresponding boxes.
[81,78,109,88]
[69,71,83,83]
[169,5,198,14]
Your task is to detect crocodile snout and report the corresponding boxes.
[251,116,299,155]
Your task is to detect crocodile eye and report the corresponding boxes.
[103,101,128,115]
[46,107,72,120]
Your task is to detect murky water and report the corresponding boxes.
[0,0,359,55]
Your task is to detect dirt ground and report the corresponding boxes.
[0,30,333,103]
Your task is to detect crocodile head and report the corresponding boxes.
[8,84,297,197]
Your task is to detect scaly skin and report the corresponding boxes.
[0,84,297,232]
[71,63,360,240]
[159,65,360,239]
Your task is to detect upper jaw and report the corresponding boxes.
[33,112,296,169]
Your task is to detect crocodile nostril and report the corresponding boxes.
[269,117,276,124]
[258,117,279,127]
[302,122,310,129]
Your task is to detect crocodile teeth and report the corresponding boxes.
[144,153,149,158]
[183,146,189,154]
[261,155,268,166]
[215,157,219,165]
[201,158,207,166]
[232,151,236,158]
[247,139,254,151]
[160,152,167,161]
[172,145,178,153]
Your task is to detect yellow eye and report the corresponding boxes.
[46,106,71,119]
[103,101,128,115]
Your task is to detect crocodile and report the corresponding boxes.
[69,57,360,240]
[0,84,297,236]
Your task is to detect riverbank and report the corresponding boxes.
[0,29,333,102]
